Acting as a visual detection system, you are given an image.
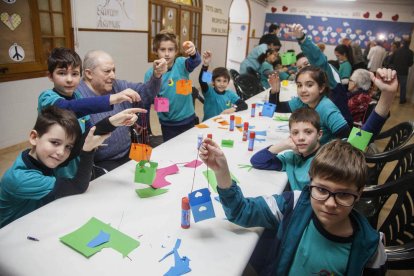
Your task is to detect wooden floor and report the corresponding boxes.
[0,96,413,275]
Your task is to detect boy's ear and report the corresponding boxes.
[29,130,39,146]
[317,129,323,140]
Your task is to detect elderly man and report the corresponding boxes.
[77,50,167,175]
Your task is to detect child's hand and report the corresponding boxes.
[221,108,236,115]
[268,72,281,94]
[202,50,212,66]
[268,137,297,154]
[82,126,111,152]
[183,41,196,56]
[199,138,228,172]
[287,24,305,39]
[109,108,147,127]
[153,58,168,78]
[110,89,141,104]
[370,68,398,94]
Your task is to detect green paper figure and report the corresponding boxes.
[134,160,158,184]
[203,170,239,193]
[221,139,234,148]
[136,187,168,198]
[281,52,296,66]
[348,127,373,151]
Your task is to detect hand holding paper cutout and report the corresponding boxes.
[268,72,280,94]
[202,50,212,66]
[370,68,398,118]
[153,58,168,78]
[287,23,305,39]
[109,108,146,127]
[83,127,111,152]
[110,88,141,104]
[183,41,196,56]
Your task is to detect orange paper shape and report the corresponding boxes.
[176,79,192,95]
[235,116,242,125]
[129,143,153,162]
[195,124,209,128]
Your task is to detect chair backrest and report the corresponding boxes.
[359,173,414,246]
[246,67,261,80]
[371,121,414,153]
[365,143,414,186]
[233,73,265,100]
[229,69,243,98]
[192,86,204,105]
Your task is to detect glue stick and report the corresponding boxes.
[181,197,190,229]
[197,133,203,149]
[248,131,255,151]
[242,122,249,141]
[229,115,235,131]
[251,104,256,117]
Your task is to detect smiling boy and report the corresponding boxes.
[251,107,321,191]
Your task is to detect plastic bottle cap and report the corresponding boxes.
[243,122,249,129]
[207,134,213,139]
[230,115,235,120]
[252,104,256,108]
[250,131,255,138]
[182,197,189,209]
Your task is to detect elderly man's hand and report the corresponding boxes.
[110,88,141,104]
[153,58,168,78]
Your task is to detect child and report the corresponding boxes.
[199,51,247,121]
[199,138,387,275]
[334,44,354,86]
[144,30,201,142]
[38,47,141,178]
[251,107,322,191]
[257,49,278,89]
[0,106,145,227]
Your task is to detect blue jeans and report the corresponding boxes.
[398,75,408,103]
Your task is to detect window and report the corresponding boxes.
[0,0,73,82]
[148,0,202,61]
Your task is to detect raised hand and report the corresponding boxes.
[370,68,398,94]
[202,50,212,66]
[287,24,305,39]
[183,41,196,56]
[268,71,281,94]
[110,88,141,104]
[109,108,147,127]
[153,58,168,78]
[82,126,111,152]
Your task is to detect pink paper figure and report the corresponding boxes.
[152,164,179,189]
[184,160,203,168]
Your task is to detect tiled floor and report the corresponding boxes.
[1,95,413,275]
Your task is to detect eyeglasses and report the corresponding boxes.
[309,185,359,207]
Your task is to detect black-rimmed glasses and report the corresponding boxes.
[309,185,359,207]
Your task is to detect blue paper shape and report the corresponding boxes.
[202,71,212,83]
[262,103,276,118]
[249,126,255,129]
[160,239,192,276]
[255,138,266,142]
[87,230,110,248]
[248,130,267,136]
[188,188,216,222]
[255,103,264,107]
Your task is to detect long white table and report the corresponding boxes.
[0,88,296,276]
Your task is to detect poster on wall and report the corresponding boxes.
[203,3,228,35]
[264,13,413,49]
[96,0,137,30]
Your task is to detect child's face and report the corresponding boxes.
[296,72,325,108]
[29,124,75,169]
[289,121,321,157]
[156,40,178,68]
[48,65,81,97]
[310,177,360,233]
[334,51,347,62]
[296,57,310,71]
[213,76,229,92]
[267,52,278,64]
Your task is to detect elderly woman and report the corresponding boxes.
[348,69,373,124]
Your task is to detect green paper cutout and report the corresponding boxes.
[136,187,168,198]
[221,139,234,148]
[238,164,253,172]
[273,115,290,121]
[134,160,158,184]
[348,127,373,151]
[281,52,296,66]
[60,217,139,258]
[202,170,239,193]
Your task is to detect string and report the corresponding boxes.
[190,139,210,193]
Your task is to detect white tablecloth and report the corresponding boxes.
[0,89,296,276]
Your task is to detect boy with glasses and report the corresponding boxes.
[199,138,387,275]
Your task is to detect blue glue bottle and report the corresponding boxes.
[248,131,255,151]
[251,104,256,117]
[181,197,190,229]
[197,133,203,149]
[229,115,235,131]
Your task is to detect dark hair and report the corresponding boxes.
[212,67,230,82]
[334,44,354,65]
[258,49,277,64]
[34,106,82,151]
[152,30,178,52]
[48,47,82,74]
[309,139,367,191]
[289,107,321,132]
[295,66,330,96]
[268,24,280,33]
[287,49,295,53]
[296,52,306,61]
[260,34,281,47]
[328,60,340,70]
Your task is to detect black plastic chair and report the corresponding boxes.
[233,73,265,101]
[246,67,261,80]
[358,173,414,269]
[367,121,414,155]
[364,143,414,186]
[229,69,240,82]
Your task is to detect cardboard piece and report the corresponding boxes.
[348,127,373,151]
[154,97,169,112]
[188,188,216,222]
[134,161,158,185]
[129,143,152,162]
[60,217,139,258]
